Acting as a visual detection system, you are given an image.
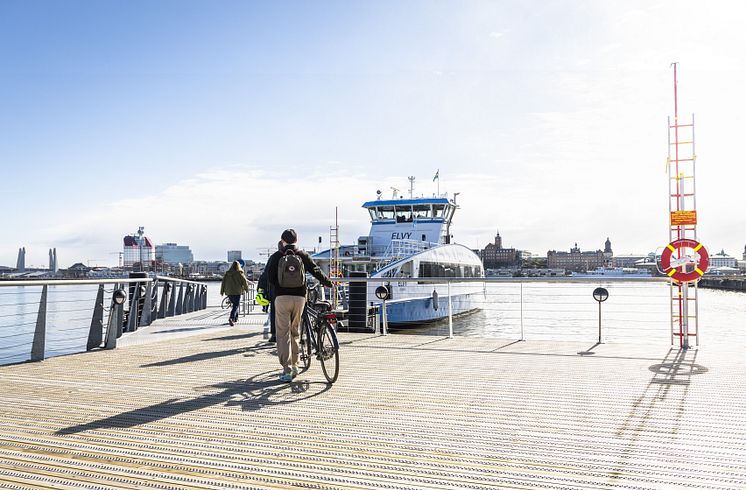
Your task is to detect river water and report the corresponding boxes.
[1,281,743,366]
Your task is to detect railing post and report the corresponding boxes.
[86,284,105,351]
[105,296,123,350]
[202,285,207,310]
[125,286,140,333]
[520,282,524,341]
[158,282,169,319]
[167,282,177,317]
[175,283,184,315]
[140,281,153,326]
[381,299,388,336]
[30,285,48,362]
[447,281,453,338]
[185,285,193,313]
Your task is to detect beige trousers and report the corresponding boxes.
[274,295,306,373]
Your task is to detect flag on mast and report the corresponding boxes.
[433,169,439,182]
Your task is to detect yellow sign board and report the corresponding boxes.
[670,210,697,226]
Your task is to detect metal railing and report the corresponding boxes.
[0,276,208,365]
[333,276,672,343]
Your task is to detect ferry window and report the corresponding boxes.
[400,262,412,277]
[419,262,432,277]
[379,206,395,220]
[395,206,413,223]
[368,209,377,221]
[413,205,431,219]
[432,204,445,218]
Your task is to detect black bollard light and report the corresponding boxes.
[375,285,390,335]
[593,287,609,344]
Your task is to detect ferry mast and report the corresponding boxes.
[667,63,700,349]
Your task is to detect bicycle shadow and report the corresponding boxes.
[56,371,330,435]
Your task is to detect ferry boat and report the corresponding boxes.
[313,186,484,325]
[572,267,652,278]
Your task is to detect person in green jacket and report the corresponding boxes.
[220,261,249,326]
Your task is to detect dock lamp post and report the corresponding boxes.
[375,285,390,336]
[105,289,128,349]
[593,287,609,344]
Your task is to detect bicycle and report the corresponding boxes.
[298,286,340,383]
[221,296,232,309]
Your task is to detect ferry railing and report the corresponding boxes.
[0,276,208,366]
[332,276,672,343]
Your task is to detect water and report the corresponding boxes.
[2,281,744,366]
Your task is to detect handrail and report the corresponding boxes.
[154,275,208,286]
[0,278,153,287]
[335,276,670,283]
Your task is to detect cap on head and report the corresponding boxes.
[281,229,297,244]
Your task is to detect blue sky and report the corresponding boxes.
[2,1,744,267]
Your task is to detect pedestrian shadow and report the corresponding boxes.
[141,347,250,367]
[55,371,330,435]
[202,331,263,342]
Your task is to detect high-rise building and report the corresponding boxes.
[16,247,25,272]
[123,227,155,270]
[156,243,194,265]
[227,250,242,262]
[48,248,58,273]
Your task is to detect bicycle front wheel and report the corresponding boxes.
[298,316,312,372]
[318,323,339,383]
[221,296,231,309]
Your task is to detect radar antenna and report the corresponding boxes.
[390,187,400,199]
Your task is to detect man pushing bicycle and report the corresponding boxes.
[260,229,333,382]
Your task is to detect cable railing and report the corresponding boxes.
[330,276,674,344]
[0,276,208,366]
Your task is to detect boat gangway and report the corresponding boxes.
[1,292,745,489]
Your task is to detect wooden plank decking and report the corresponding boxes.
[0,309,745,489]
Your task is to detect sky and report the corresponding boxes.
[1,0,745,267]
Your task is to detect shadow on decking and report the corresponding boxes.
[55,371,330,435]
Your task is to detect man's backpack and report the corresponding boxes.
[277,250,306,288]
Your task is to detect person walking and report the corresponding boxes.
[263,229,333,382]
[220,260,249,326]
[257,240,283,343]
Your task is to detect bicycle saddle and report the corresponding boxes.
[314,300,332,312]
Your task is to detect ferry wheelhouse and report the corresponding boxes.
[314,191,484,325]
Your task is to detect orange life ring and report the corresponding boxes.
[660,239,709,283]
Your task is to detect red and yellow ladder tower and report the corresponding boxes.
[329,207,342,309]
[667,63,700,349]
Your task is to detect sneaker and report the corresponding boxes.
[279,372,293,383]
[228,319,234,326]
[290,365,298,378]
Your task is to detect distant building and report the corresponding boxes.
[612,255,648,268]
[743,245,746,261]
[190,261,230,276]
[547,243,605,272]
[476,231,519,268]
[65,262,90,279]
[156,243,194,265]
[123,227,155,270]
[227,250,242,262]
[16,247,26,272]
[48,248,58,273]
[603,237,613,265]
[710,249,737,268]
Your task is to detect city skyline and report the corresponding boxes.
[2,2,745,265]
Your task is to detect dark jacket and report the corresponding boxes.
[220,268,249,296]
[264,244,332,297]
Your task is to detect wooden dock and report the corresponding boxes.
[1,309,745,489]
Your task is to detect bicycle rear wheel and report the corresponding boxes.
[298,315,312,372]
[318,322,339,383]
[221,296,231,309]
